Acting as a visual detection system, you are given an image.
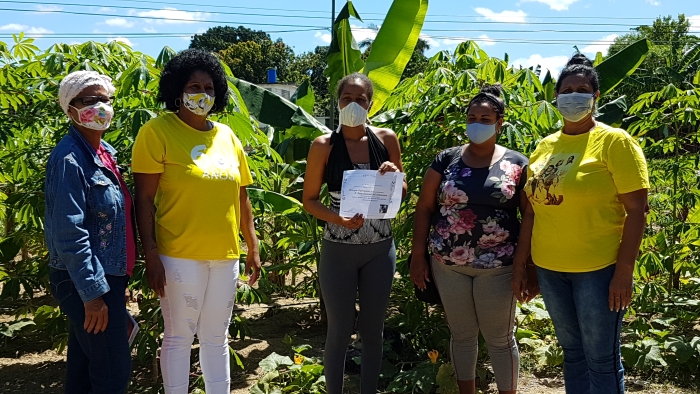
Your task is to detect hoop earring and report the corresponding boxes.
[211,104,217,112]
[174,98,181,108]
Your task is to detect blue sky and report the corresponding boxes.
[1,0,699,77]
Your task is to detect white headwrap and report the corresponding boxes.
[58,71,116,115]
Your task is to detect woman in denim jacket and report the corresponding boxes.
[45,70,135,394]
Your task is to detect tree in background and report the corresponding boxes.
[217,39,294,84]
[608,14,700,100]
[287,46,330,116]
[191,26,295,84]
[190,26,270,52]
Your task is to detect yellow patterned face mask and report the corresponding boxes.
[182,92,215,116]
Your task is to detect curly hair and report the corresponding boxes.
[336,72,374,100]
[555,53,600,93]
[158,48,229,113]
[467,83,505,118]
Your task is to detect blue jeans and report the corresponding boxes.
[536,265,625,394]
[50,269,131,394]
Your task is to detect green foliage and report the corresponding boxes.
[596,38,650,96]
[249,338,326,394]
[217,39,295,84]
[363,0,429,116]
[190,26,272,53]
[608,14,700,99]
[325,0,365,94]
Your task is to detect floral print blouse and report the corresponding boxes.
[429,146,528,268]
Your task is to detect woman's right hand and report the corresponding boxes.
[145,252,167,298]
[337,213,364,229]
[410,253,431,290]
[511,261,529,303]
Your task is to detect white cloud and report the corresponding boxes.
[98,7,116,12]
[475,8,527,23]
[26,27,53,36]
[351,25,379,43]
[690,15,700,33]
[36,5,62,12]
[420,33,440,48]
[0,24,52,37]
[522,0,579,11]
[143,27,157,33]
[135,8,209,24]
[441,37,465,46]
[512,54,569,78]
[112,36,134,47]
[0,23,27,31]
[581,34,619,56]
[105,18,135,28]
[646,0,660,5]
[476,34,496,46]
[315,31,331,44]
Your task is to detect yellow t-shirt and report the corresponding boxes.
[525,123,649,272]
[131,113,253,260]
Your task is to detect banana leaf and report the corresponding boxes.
[595,96,627,126]
[232,78,330,138]
[325,1,365,97]
[363,0,429,116]
[596,38,650,96]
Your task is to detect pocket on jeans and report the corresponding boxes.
[49,271,74,304]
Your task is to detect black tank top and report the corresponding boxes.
[322,126,393,244]
[324,126,390,191]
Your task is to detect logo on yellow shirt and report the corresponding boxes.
[189,144,239,181]
[526,154,577,206]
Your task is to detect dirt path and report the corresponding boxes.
[0,298,696,394]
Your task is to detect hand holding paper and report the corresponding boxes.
[339,170,405,219]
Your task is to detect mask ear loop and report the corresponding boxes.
[68,104,85,127]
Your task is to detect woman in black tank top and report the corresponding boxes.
[302,73,406,394]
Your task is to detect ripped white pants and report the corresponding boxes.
[159,255,239,394]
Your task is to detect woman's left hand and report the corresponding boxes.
[378,161,400,174]
[609,269,633,312]
[245,251,262,285]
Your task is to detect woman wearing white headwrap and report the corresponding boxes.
[45,70,134,393]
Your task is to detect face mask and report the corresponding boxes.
[466,122,497,144]
[338,102,368,128]
[70,102,114,131]
[557,93,595,122]
[183,92,215,116]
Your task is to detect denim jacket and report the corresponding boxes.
[45,126,133,302]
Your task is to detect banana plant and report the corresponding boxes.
[325,0,429,115]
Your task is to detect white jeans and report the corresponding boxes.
[159,255,239,394]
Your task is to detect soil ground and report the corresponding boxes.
[0,296,696,394]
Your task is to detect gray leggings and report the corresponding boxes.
[432,260,519,391]
[319,238,396,394]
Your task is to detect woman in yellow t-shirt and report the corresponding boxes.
[511,54,649,394]
[131,49,261,394]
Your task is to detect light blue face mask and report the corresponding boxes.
[466,122,498,144]
[556,93,595,122]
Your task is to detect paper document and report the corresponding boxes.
[127,312,139,347]
[339,170,404,219]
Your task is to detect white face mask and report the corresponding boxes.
[183,92,215,116]
[557,93,595,122]
[338,102,368,128]
[466,122,498,144]
[69,102,114,131]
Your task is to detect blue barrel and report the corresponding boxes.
[267,69,277,83]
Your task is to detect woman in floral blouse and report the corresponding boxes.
[410,84,536,394]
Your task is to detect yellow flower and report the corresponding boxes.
[294,354,304,365]
[428,350,439,364]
